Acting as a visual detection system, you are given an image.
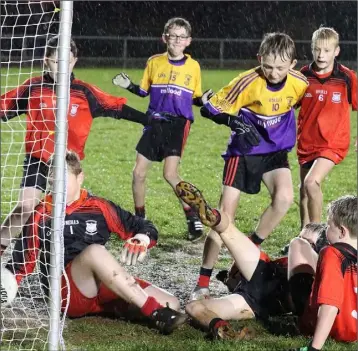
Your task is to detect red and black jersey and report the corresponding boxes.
[297,61,357,165]
[300,243,357,342]
[6,189,158,289]
[0,74,148,162]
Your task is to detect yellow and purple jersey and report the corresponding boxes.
[204,67,308,157]
[139,53,202,121]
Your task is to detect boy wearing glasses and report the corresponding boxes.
[113,17,213,241]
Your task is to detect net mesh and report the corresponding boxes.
[1,1,69,350]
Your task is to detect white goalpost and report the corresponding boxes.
[1,1,73,350]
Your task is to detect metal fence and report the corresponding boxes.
[1,35,357,70]
[72,36,357,69]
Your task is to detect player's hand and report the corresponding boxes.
[112,73,132,89]
[120,234,150,266]
[201,89,214,105]
[228,115,261,147]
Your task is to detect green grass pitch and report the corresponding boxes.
[1,68,356,350]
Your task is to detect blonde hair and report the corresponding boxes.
[327,195,357,239]
[312,27,339,48]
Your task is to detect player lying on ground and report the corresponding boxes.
[216,223,328,294]
[0,36,155,253]
[176,181,357,349]
[176,184,326,339]
[113,17,214,241]
[190,32,309,300]
[297,27,357,228]
[1,151,187,335]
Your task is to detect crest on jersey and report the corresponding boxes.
[286,96,294,108]
[70,104,79,116]
[184,74,192,86]
[85,220,97,235]
[332,92,341,103]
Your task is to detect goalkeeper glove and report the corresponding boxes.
[120,234,150,266]
[201,89,214,105]
[228,115,261,149]
[112,72,132,89]
[193,89,214,106]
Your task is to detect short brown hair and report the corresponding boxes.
[48,150,82,176]
[312,27,339,47]
[65,150,82,175]
[163,17,192,36]
[45,35,78,58]
[258,32,296,62]
[327,195,357,238]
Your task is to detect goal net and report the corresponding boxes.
[1,1,72,350]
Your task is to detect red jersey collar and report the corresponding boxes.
[42,188,89,214]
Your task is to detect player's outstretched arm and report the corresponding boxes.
[79,81,151,125]
[200,106,260,147]
[1,78,31,122]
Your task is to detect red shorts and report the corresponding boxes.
[297,148,347,166]
[61,262,151,318]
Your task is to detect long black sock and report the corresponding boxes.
[135,206,146,218]
[289,272,314,316]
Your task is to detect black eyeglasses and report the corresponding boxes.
[164,34,189,41]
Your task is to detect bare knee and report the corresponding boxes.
[163,168,179,184]
[185,301,205,318]
[272,191,294,212]
[304,177,321,196]
[289,237,311,252]
[133,166,147,183]
[80,244,106,263]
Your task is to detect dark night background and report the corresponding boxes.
[71,1,357,68]
[1,1,357,68]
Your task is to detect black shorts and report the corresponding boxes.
[136,118,191,162]
[233,258,290,319]
[301,159,315,170]
[222,151,290,194]
[20,155,49,191]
